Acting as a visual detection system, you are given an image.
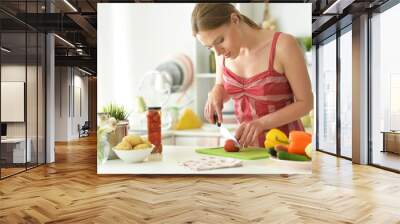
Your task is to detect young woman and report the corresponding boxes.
[192,3,313,147]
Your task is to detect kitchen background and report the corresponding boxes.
[97,3,313,133]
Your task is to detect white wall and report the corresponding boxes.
[72,73,89,138]
[55,67,68,141]
[55,67,89,141]
[239,3,311,37]
[98,3,196,111]
[1,64,46,163]
[77,74,89,125]
[269,3,311,37]
[1,65,36,137]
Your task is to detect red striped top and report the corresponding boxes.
[222,32,304,147]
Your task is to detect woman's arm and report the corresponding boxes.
[204,52,231,123]
[260,33,313,129]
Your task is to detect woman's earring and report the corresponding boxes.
[233,17,238,24]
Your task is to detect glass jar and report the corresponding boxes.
[209,51,216,73]
[147,107,163,156]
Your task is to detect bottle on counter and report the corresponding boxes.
[147,106,163,161]
[209,51,216,73]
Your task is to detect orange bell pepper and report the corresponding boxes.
[288,131,312,155]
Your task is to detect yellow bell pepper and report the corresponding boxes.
[264,128,289,148]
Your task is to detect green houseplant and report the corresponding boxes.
[101,103,130,160]
[302,36,312,52]
[102,103,129,121]
[296,36,312,52]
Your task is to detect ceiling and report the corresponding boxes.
[308,0,390,42]
[0,0,394,75]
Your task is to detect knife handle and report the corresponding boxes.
[213,113,221,127]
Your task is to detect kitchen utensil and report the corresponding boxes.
[195,147,270,160]
[213,113,240,148]
[219,125,241,147]
[135,53,194,109]
[113,147,153,163]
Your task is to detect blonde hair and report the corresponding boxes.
[191,3,261,36]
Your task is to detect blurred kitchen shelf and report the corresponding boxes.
[193,38,235,124]
[193,72,235,123]
[196,73,216,78]
[194,73,215,122]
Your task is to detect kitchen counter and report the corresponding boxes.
[98,145,312,175]
[130,124,237,147]
[131,123,236,138]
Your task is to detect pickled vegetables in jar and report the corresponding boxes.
[147,107,162,154]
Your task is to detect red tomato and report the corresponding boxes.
[224,139,239,152]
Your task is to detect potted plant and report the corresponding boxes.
[101,103,130,159]
[296,36,312,67]
[102,103,129,122]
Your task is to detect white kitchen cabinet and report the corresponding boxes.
[150,124,239,147]
[174,136,220,147]
[162,136,175,145]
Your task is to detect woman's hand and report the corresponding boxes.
[204,84,225,124]
[235,119,265,147]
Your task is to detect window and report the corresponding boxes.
[0,1,47,179]
[317,36,337,154]
[339,28,352,158]
[371,2,400,171]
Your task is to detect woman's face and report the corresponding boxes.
[196,14,241,59]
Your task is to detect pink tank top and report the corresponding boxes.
[222,32,304,147]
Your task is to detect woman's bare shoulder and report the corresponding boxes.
[275,32,302,64]
[272,32,301,73]
[275,32,300,54]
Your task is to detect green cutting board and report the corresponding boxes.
[195,147,270,160]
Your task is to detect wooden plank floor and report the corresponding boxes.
[372,151,400,171]
[1,135,400,224]
[1,167,26,177]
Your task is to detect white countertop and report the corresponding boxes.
[98,145,312,175]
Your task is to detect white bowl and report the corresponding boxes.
[112,146,153,163]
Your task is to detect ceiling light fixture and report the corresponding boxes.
[323,0,354,15]
[54,34,75,48]
[76,48,85,55]
[78,67,92,76]
[63,0,78,12]
[1,47,11,53]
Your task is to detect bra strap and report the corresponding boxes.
[268,32,281,71]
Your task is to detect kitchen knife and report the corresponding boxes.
[214,114,241,148]
[219,125,241,147]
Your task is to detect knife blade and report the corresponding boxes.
[219,124,241,147]
[214,113,241,148]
